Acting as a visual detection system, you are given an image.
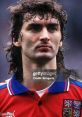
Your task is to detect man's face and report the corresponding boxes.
[18,16,62,63]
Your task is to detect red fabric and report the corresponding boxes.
[0,84,82,117]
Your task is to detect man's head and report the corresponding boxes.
[6,0,67,80]
[9,0,67,41]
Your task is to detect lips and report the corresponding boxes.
[35,44,52,52]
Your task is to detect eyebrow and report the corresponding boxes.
[27,23,42,30]
[27,22,59,27]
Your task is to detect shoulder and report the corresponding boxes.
[0,82,7,90]
[0,79,11,90]
[69,70,82,88]
[69,78,82,88]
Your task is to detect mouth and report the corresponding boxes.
[35,44,52,52]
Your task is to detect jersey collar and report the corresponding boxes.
[7,72,69,95]
[48,72,69,93]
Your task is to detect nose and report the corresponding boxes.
[39,28,50,43]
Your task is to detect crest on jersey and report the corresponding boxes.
[63,99,82,117]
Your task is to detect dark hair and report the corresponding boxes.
[6,0,70,81]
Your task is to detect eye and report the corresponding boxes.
[27,24,42,33]
[47,24,58,33]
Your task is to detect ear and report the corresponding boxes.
[13,39,21,47]
[59,41,62,47]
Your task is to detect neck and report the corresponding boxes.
[22,55,57,91]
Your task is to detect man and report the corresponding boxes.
[0,0,82,117]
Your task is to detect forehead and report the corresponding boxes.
[23,15,60,25]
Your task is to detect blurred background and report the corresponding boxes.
[0,0,82,82]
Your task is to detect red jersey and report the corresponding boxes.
[0,73,82,117]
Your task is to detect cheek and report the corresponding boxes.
[23,31,39,41]
[22,32,35,48]
[22,39,34,50]
[26,40,33,48]
[53,33,62,46]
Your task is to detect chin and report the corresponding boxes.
[33,52,55,65]
[35,52,54,58]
